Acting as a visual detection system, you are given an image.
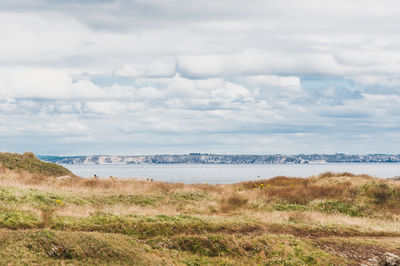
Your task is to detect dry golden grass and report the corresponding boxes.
[2,169,400,222]
[3,153,400,264]
[1,169,400,229]
[2,168,400,264]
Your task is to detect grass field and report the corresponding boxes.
[1,153,400,265]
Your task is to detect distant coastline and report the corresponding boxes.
[38,154,400,165]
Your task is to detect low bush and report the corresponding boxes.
[318,172,356,178]
[241,175,359,205]
[359,182,400,213]
[261,184,358,205]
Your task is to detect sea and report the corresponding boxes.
[63,163,400,184]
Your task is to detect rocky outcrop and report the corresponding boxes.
[38,153,400,165]
[363,252,400,266]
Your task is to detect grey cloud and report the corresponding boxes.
[1,0,400,154]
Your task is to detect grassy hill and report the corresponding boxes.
[0,152,73,177]
[0,167,400,264]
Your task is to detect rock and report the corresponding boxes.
[363,253,400,266]
[363,256,380,266]
[389,176,400,181]
[381,252,400,266]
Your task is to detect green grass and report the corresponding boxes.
[0,208,41,229]
[90,194,164,206]
[0,228,344,266]
[317,201,365,217]
[1,167,400,264]
[0,188,18,203]
[147,234,339,265]
[172,191,209,201]
[273,203,312,212]
[360,182,400,205]
[0,152,73,176]
[51,213,262,239]
[0,229,166,265]
[273,202,365,217]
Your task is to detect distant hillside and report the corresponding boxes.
[38,153,400,165]
[0,152,73,176]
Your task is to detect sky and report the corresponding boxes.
[1,0,400,155]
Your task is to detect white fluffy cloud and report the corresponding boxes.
[114,60,176,78]
[1,0,400,154]
[0,68,105,99]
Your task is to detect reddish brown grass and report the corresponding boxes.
[240,176,310,190]
[220,193,248,212]
[259,184,357,204]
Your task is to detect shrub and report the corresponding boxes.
[227,194,248,207]
[360,182,398,205]
[318,172,356,178]
[261,184,357,205]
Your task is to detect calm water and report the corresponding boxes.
[63,163,400,184]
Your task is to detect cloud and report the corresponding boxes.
[1,0,400,154]
[114,59,176,78]
[0,68,105,99]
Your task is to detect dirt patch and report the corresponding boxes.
[265,223,400,238]
[314,239,400,265]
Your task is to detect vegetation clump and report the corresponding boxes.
[317,201,365,217]
[360,182,398,204]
